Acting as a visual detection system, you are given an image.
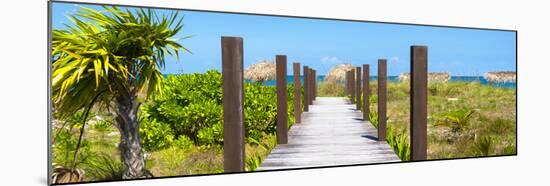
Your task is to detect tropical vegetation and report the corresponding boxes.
[351,81,516,160]
[51,6,297,183]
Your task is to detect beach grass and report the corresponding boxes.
[367,81,516,160]
[317,81,345,97]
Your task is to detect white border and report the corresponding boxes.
[1,0,549,185]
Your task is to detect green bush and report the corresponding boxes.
[140,70,295,148]
[197,121,224,146]
[139,118,175,152]
[435,108,477,133]
[173,101,223,144]
[139,71,223,146]
[244,82,277,142]
[173,136,194,149]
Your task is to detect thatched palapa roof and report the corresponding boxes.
[399,72,451,83]
[244,60,276,82]
[325,63,355,82]
[484,71,516,83]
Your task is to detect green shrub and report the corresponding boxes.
[140,70,295,148]
[139,118,175,152]
[173,101,223,144]
[173,136,194,149]
[244,82,277,142]
[197,121,224,147]
[435,108,477,133]
[92,120,112,133]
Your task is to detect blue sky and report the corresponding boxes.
[51,2,516,76]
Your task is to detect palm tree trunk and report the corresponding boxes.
[114,92,146,179]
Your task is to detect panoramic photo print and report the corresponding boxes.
[49,1,517,184]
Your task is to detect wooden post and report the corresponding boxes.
[293,62,301,123]
[276,55,288,144]
[356,66,362,110]
[303,66,309,111]
[221,36,245,172]
[378,59,387,141]
[315,70,318,98]
[350,68,356,103]
[346,71,353,103]
[363,64,370,121]
[344,71,349,96]
[312,69,315,99]
[308,68,314,105]
[410,46,428,160]
[313,69,317,100]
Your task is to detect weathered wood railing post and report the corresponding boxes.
[344,71,349,96]
[276,55,288,144]
[356,66,362,110]
[363,64,370,121]
[410,46,428,160]
[350,68,356,103]
[221,36,245,172]
[308,68,314,105]
[303,66,309,111]
[378,59,387,141]
[313,69,317,100]
[293,62,301,123]
[346,71,353,103]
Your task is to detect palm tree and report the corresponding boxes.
[52,6,190,179]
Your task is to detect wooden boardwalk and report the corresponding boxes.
[257,97,400,170]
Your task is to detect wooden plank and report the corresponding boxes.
[378,59,387,141]
[258,97,400,170]
[221,36,245,172]
[303,66,309,111]
[410,46,428,160]
[356,66,362,110]
[363,64,370,121]
[293,62,301,123]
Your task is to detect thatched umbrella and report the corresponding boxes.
[244,60,276,84]
[484,71,516,83]
[325,63,355,83]
[399,72,451,83]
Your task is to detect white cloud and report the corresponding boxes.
[390,56,400,63]
[320,56,344,64]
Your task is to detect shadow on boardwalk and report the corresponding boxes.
[257,97,400,170]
